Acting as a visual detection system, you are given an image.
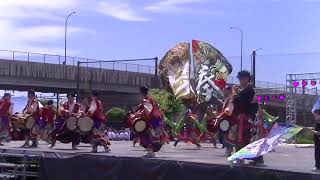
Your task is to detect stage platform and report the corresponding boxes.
[0,141,318,180]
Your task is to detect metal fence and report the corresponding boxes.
[0,50,156,74]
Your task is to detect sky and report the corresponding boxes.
[0,0,320,85]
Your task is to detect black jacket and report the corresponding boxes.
[233,84,258,117]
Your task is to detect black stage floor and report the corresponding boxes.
[0,141,319,180]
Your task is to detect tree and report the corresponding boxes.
[39,99,48,106]
[149,89,185,121]
[106,107,127,122]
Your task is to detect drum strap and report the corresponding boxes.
[238,114,244,143]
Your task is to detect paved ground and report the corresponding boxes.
[0,141,317,175]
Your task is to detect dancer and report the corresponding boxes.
[86,91,110,153]
[21,90,40,148]
[217,85,237,156]
[231,71,258,163]
[201,105,219,148]
[0,93,13,145]
[128,86,167,157]
[173,108,205,149]
[40,100,56,142]
[48,93,80,149]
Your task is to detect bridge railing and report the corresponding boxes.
[0,50,156,75]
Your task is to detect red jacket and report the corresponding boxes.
[41,106,56,123]
[0,99,12,117]
[89,99,106,122]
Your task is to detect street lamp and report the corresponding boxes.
[230,27,243,71]
[64,12,76,65]
[251,48,263,88]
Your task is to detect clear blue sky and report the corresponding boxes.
[0,0,320,84]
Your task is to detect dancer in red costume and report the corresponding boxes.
[0,93,13,145]
[127,86,167,158]
[40,100,56,142]
[48,93,80,149]
[173,108,203,149]
[21,90,41,148]
[86,91,110,153]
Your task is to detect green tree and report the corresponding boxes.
[106,107,127,122]
[149,89,185,121]
[39,99,48,106]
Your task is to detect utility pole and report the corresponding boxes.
[252,51,256,88]
[251,48,262,88]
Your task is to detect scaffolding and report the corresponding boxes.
[286,72,320,125]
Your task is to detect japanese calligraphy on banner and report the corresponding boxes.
[158,43,195,100]
[192,40,233,104]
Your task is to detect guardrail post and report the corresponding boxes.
[59,56,61,64]
[113,62,115,70]
[73,57,75,66]
[126,63,127,71]
[137,64,140,73]
[155,57,158,78]
[12,51,15,61]
[44,54,46,63]
[28,53,30,62]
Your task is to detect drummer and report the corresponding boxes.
[135,86,167,158]
[21,90,40,148]
[40,100,56,141]
[86,91,110,153]
[80,97,90,116]
[48,93,80,149]
[0,93,13,145]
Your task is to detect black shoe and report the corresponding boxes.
[91,147,98,153]
[30,141,38,148]
[20,141,30,148]
[49,141,56,148]
[104,146,111,153]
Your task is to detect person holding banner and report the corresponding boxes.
[311,98,320,172]
[0,93,13,145]
[232,71,258,163]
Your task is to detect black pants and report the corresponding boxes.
[315,144,320,168]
